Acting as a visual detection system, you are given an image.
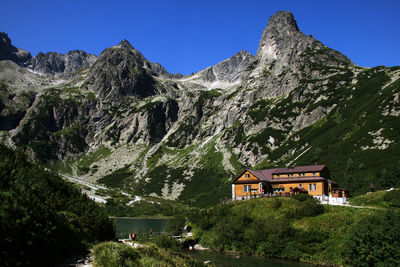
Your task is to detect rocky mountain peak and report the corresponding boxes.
[183,49,253,86]
[243,11,352,97]
[26,50,97,77]
[118,39,134,50]
[0,32,32,64]
[265,11,299,35]
[85,40,158,99]
[254,11,304,63]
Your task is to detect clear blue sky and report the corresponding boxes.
[1,0,399,75]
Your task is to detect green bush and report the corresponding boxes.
[344,211,400,266]
[271,197,282,209]
[167,214,186,235]
[153,234,181,251]
[383,190,400,208]
[94,242,140,267]
[285,197,324,219]
[292,193,313,202]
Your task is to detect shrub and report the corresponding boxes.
[383,189,400,208]
[292,193,314,202]
[285,197,324,219]
[344,211,400,266]
[93,242,140,267]
[167,214,186,235]
[153,234,181,251]
[271,197,282,209]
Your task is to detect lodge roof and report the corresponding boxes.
[247,169,277,182]
[269,176,326,183]
[272,165,327,174]
[232,165,330,184]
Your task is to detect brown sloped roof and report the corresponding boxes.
[231,168,276,183]
[272,165,327,174]
[247,169,277,182]
[232,165,330,184]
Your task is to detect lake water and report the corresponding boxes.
[113,218,311,266]
[112,217,168,239]
[185,250,312,267]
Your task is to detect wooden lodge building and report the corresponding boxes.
[232,165,349,203]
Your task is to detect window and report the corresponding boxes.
[243,185,251,192]
[299,184,302,188]
[308,184,312,191]
[245,174,250,178]
[289,173,293,177]
[312,172,316,176]
[276,174,280,178]
[313,184,317,191]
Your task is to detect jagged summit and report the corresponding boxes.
[0,32,32,64]
[244,11,352,96]
[255,11,305,63]
[266,11,299,35]
[118,39,135,50]
[26,50,98,77]
[178,49,253,88]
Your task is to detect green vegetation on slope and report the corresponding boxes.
[103,195,191,218]
[135,141,232,207]
[0,144,115,266]
[189,197,400,266]
[93,242,205,267]
[290,68,400,195]
[249,66,400,196]
[350,189,400,208]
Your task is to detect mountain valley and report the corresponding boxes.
[1,11,400,206]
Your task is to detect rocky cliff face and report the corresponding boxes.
[0,32,31,64]
[189,50,253,83]
[1,11,400,205]
[244,11,351,95]
[26,50,97,77]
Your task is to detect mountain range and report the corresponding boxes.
[1,11,399,206]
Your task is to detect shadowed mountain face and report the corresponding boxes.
[1,11,400,206]
[0,32,32,64]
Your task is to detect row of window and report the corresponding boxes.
[244,173,319,179]
[276,172,317,178]
[243,184,318,193]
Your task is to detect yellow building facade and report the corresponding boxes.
[231,165,343,201]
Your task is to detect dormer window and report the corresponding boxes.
[245,174,250,178]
